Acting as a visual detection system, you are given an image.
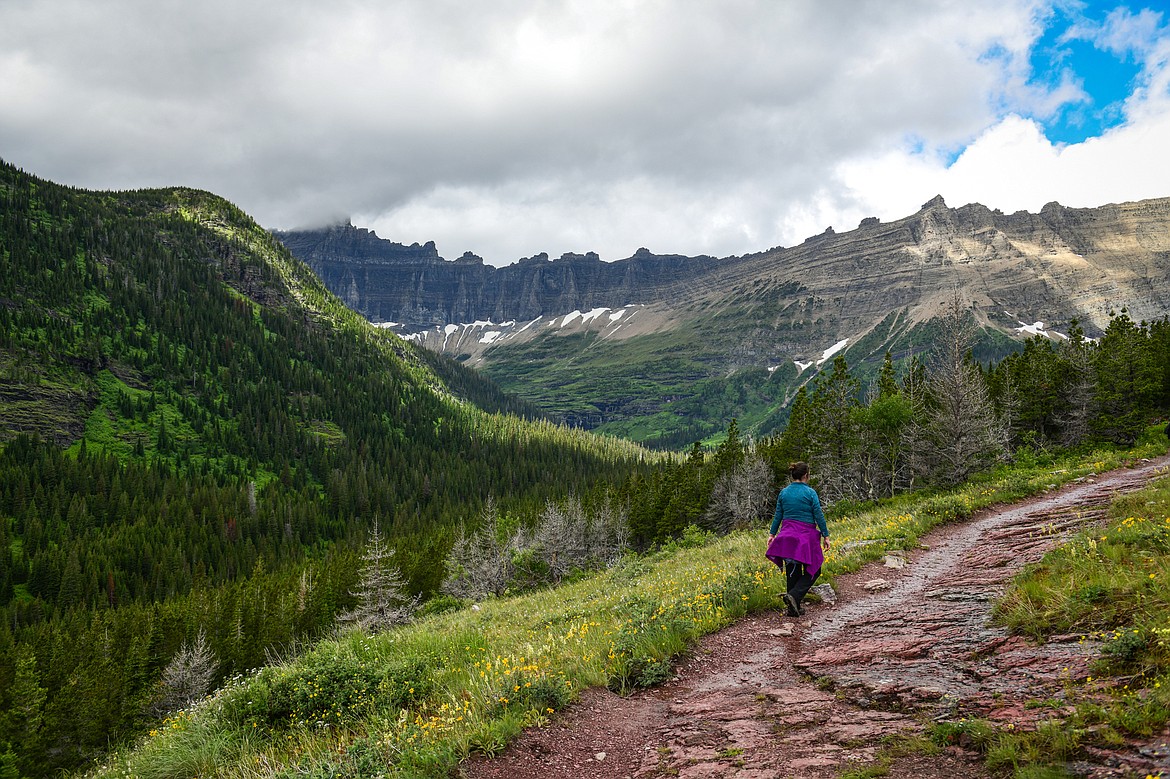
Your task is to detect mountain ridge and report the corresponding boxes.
[277,193,1170,337]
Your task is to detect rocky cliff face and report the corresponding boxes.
[276,222,717,326]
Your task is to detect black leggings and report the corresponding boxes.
[784,560,819,606]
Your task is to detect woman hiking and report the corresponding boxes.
[765,461,830,617]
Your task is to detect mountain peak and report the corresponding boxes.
[921,194,948,210]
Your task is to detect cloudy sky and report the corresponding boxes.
[2,0,1168,265]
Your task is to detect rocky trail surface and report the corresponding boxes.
[461,458,1170,779]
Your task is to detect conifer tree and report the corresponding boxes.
[856,355,913,499]
[1051,320,1095,445]
[1093,311,1158,444]
[4,646,45,771]
[773,384,815,474]
[156,629,217,715]
[337,522,417,634]
[0,746,19,779]
[711,418,745,480]
[657,443,707,538]
[876,351,899,397]
[808,355,861,501]
[918,295,1007,486]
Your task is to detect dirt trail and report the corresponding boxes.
[461,458,1170,779]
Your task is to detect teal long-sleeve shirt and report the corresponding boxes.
[770,481,829,537]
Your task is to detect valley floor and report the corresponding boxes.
[459,457,1170,779]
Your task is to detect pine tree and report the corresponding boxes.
[876,351,899,398]
[0,746,20,779]
[442,499,521,599]
[156,629,217,715]
[1093,312,1158,444]
[918,295,1007,486]
[658,443,707,538]
[5,646,45,771]
[1056,320,1096,445]
[711,418,745,480]
[337,521,417,633]
[773,384,815,473]
[856,365,913,500]
[809,355,861,501]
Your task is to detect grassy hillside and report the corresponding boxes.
[83,432,1169,779]
[0,160,655,776]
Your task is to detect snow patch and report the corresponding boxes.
[817,339,849,365]
[518,317,542,332]
[441,323,460,348]
[609,309,626,322]
[560,310,582,327]
[794,360,814,373]
[1014,320,1067,340]
[479,331,502,344]
[580,307,609,324]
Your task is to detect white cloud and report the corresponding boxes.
[0,0,1166,265]
[839,86,1170,222]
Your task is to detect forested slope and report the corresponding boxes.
[0,160,651,776]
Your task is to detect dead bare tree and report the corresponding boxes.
[156,629,216,715]
[337,520,417,634]
[442,498,526,599]
[534,495,629,581]
[533,498,589,582]
[589,496,630,568]
[919,295,1008,486]
[703,454,775,533]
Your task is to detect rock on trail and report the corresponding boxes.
[460,459,1170,779]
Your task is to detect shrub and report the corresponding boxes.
[223,651,435,731]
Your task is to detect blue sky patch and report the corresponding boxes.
[1025,1,1151,145]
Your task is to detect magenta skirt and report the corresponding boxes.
[766,520,824,577]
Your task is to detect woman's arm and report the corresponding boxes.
[810,489,828,538]
[769,490,784,536]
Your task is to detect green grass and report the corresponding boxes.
[86,433,1168,778]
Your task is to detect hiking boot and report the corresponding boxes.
[783,593,800,617]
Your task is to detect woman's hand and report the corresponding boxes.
[821,536,831,551]
[768,533,776,544]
